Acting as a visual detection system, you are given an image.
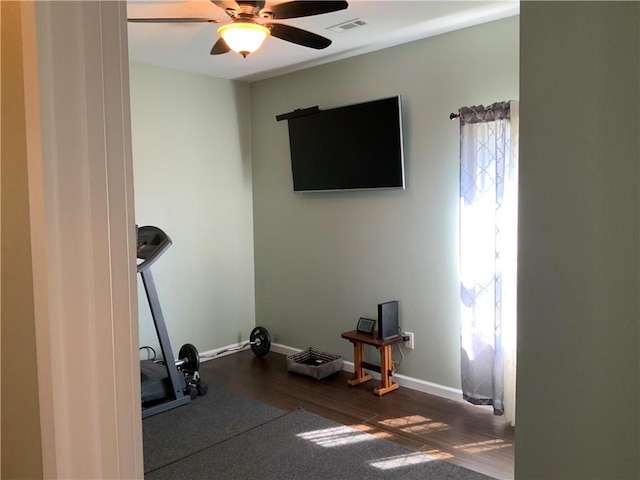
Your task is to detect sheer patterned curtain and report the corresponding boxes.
[458,101,518,425]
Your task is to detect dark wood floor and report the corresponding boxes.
[199,350,515,480]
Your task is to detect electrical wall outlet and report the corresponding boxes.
[404,332,415,350]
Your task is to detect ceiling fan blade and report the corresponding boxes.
[268,1,348,20]
[210,37,230,55]
[239,1,266,9]
[128,18,221,24]
[267,23,331,49]
[211,1,265,14]
[210,1,240,12]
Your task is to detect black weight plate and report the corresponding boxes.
[178,343,200,372]
[250,326,271,357]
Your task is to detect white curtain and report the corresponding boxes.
[458,101,518,425]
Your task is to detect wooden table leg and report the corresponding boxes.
[373,344,399,396]
[347,340,372,386]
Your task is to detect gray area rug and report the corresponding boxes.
[143,385,285,473]
[145,390,494,479]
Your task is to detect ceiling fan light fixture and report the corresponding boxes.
[218,22,270,57]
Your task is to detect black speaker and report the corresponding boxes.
[377,300,399,340]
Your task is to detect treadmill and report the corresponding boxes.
[137,225,205,418]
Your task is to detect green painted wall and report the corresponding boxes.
[516,2,639,478]
[250,17,519,389]
[130,63,256,355]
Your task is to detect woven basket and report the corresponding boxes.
[287,348,343,379]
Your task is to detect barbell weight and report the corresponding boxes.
[249,326,271,357]
[177,326,271,365]
[178,343,200,372]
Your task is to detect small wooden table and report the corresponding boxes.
[341,330,404,396]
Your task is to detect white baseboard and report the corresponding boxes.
[340,360,465,404]
[270,343,303,356]
[267,343,465,404]
[199,342,301,362]
[198,342,251,362]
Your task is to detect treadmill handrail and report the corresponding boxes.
[137,225,172,273]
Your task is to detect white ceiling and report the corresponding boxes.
[126,0,519,82]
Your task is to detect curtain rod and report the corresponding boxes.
[449,112,459,120]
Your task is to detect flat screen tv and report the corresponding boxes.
[282,96,405,192]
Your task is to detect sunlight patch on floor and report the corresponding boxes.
[378,415,451,434]
[421,448,454,460]
[454,439,513,454]
[296,425,376,448]
[348,423,393,440]
[369,452,436,470]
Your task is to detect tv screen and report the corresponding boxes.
[284,96,405,192]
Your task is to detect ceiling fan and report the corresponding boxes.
[128,0,349,58]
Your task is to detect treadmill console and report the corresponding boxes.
[137,225,172,273]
